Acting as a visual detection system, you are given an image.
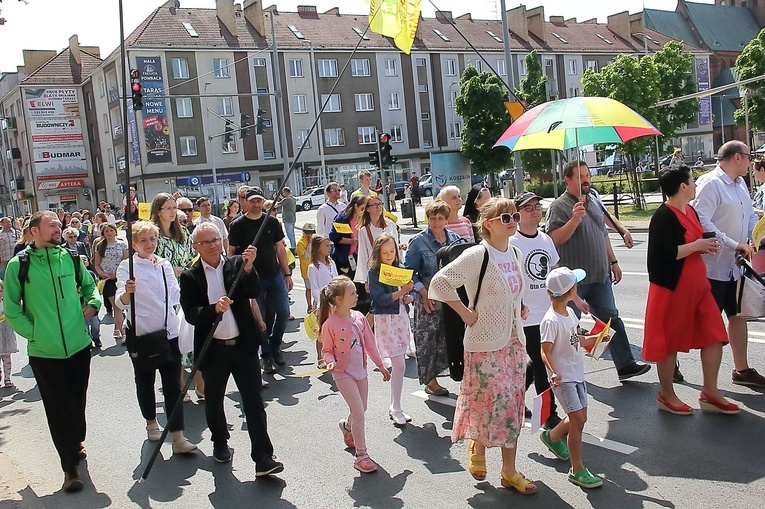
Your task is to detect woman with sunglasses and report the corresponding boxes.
[429,197,536,494]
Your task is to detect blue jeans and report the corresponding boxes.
[570,278,636,370]
[87,315,100,340]
[284,223,296,250]
[257,272,290,360]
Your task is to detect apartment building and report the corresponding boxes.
[0,0,711,213]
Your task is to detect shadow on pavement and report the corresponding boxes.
[13,460,112,509]
[467,479,568,508]
[208,468,296,508]
[128,440,203,507]
[393,422,461,475]
[347,466,411,509]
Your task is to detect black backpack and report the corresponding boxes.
[17,248,82,312]
[436,239,489,381]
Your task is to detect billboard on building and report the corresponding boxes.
[430,152,473,198]
[24,88,80,118]
[136,56,172,164]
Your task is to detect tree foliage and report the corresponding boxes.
[455,64,512,174]
[514,50,550,175]
[735,28,765,130]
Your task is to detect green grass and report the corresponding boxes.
[606,203,660,222]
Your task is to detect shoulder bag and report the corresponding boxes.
[126,266,174,372]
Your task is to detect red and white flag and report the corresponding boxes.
[531,388,553,433]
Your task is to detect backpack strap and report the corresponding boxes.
[17,250,30,313]
[473,247,490,307]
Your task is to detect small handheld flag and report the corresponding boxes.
[531,388,553,433]
[584,317,611,360]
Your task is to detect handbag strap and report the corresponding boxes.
[365,224,374,247]
[161,264,168,329]
[473,247,490,307]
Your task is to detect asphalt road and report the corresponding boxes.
[1,224,764,508]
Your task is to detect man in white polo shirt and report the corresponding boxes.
[193,197,229,252]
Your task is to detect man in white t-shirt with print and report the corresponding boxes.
[509,191,563,429]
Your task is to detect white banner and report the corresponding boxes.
[33,147,86,164]
[25,88,79,118]
[30,118,83,144]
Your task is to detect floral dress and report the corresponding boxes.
[373,299,412,358]
[156,226,193,272]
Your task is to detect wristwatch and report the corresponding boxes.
[610,260,619,265]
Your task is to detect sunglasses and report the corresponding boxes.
[522,204,543,212]
[489,212,521,224]
[180,208,193,213]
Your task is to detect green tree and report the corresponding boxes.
[455,64,512,174]
[735,28,765,130]
[514,50,550,176]
[651,41,699,144]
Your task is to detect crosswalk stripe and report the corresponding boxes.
[410,390,638,455]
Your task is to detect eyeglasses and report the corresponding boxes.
[328,188,340,193]
[522,204,543,212]
[367,202,383,208]
[739,152,755,161]
[488,212,521,224]
[194,237,221,247]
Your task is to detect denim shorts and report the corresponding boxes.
[552,381,588,414]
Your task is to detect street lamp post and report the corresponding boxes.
[720,94,726,146]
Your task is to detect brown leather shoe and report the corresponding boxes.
[63,469,83,493]
[732,368,765,387]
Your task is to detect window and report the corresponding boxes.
[567,60,577,75]
[421,112,430,121]
[351,59,371,77]
[180,136,197,156]
[217,97,234,117]
[296,129,311,148]
[354,93,374,111]
[293,94,308,114]
[213,58,230,78]
[496,60,506,76]
[569,87,579,97]
[103,113,109,134]
[289,59,303,78]
[99,79,105,97]
[449,90,459,108]
[445,59,456,76]
[107,148,114,168]
[263,150,276,159]
[587,60,598,72]
[253,58,266,67]
[223,137,237,153]
[256,87,268,94]
[519,58,527,76]
[172,58,189,79]
[385,58,397,77]
[416,58,426,67]
[324,128,345,147]
[390,125,403,142]
[86,92,92,110]
[176,97,193,118]
[469,59,483,72]
[320,94,341,112]
[388,92,400,110]
[450,122,461,140]
[544,58,554,68]
[418,84,428,93]
[358,126,376,144]
[317,59,338,78]
[423,140,433,148]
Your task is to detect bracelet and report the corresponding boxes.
[610,260,619,265]
[283,273,291,277]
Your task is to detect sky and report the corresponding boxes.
[0,0,701,73]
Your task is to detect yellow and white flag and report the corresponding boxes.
[332,222,353,234]
[379,263,413,286]
[368,0,421,55]
[753,215,765,251]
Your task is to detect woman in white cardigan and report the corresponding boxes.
[429,197,536,495]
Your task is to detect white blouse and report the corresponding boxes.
[353,219,400,284]
[308,259,338,309]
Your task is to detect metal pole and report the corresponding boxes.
[307,41,326,183]
[745,92,753,195]
[271,15,291,194]
[0,119,17,217]
[720,95,726,146]
[205,108,219,208]
[499,0,523,194]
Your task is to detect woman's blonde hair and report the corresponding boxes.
[63,227,80,239]
[425,199,450,219]
[316,276,354,332]
[477,197,515,240]
[368,233,398,271]
[310,234,329,267]
[132,220,159,239]
[150,192,185,243]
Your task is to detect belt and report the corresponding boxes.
[216,338,238,346]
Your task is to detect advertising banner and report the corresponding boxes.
[696,57,711,126]
[128,99,141,166]
[36,179,85,190]
[29,118,83,144]
[25,88,79,118]
[136,56,172,164]
[430,152,473,198]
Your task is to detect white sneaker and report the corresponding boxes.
[146,422,162,441]
[172,437,198,454]
[389,408,412,425]
[262,379,269,388]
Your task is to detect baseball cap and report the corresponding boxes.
[546,267,586,297]
[246,186,266,201]
[514,191,543,209]
[301,221,316,232]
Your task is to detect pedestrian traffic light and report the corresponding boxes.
[379,132,395,168]
[368,150,380,167]
[223,119,235,146]
[256,109,268,135]
[130,69,143,111]
[240,113,251,138]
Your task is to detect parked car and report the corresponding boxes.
[295,187,326,211]
[419,174,433,196]
[394,181,407,200]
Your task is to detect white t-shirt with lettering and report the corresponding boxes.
[539,307,585,383]
[485,243,522,295]
[509,229,559,326]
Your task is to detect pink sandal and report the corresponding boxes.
[354,454,378,473]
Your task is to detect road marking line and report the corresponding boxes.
[622,271,649,276]
[580,317,765,344]
[411,391,638,455]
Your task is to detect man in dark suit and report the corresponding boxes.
[179,223,283,476]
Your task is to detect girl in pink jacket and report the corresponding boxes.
[319,276,390,473]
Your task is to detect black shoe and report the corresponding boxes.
[617,362,651,381]
[732,367,765,387]
[92,339,102,349]
[213,442,232,463]
[273,350,287,367]
[263,359,277,374]
[543,413,563,430]
[62,469,83,493]
[673,362,684,383]
[256,456,284,477]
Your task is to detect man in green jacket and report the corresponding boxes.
[3,210,101,493]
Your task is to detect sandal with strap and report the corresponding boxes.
[467,440,486,481]
[354,454,378,473]
[501,471,537,495]
[568,467,603,489]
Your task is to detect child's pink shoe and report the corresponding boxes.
[339,419,354,448]
[354,454,378,473]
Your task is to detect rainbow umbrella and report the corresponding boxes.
[493,96,661,152]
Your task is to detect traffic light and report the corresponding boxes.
[256,109,268,135]
[240,113,251,138]
[130,69,143,111]
[379,132,396,168]
[368,150,380,167]
[223,119,235,146]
